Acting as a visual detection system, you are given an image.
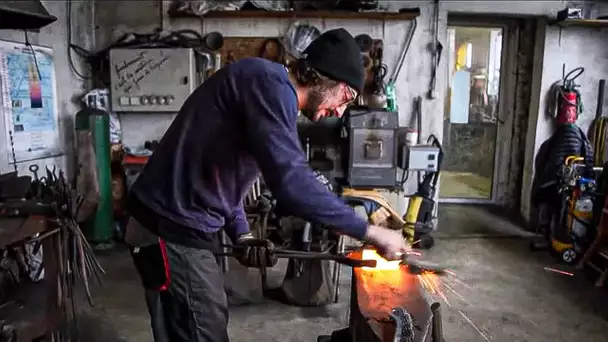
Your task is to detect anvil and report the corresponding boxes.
[318,250,444,342]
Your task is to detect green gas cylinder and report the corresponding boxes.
[74,108,113,243]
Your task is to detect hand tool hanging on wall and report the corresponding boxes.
[386,16,417,112]
[427,0,443,99]
[370,41,388,109]
[589,79,607,166]
[259,38,286,64]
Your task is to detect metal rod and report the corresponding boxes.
[216,250,377,268]
[301,222,312,252]
[332,235,345,303]
[274,253,377,268]
[431,302,444,342]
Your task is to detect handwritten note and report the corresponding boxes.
[112,50,170,94]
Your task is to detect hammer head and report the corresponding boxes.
[400,255,447,275]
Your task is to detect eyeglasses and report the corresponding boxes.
[338,85,357,107]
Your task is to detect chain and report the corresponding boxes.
[8,130,16,172]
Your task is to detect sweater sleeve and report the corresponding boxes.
[240,71,368,240]
[224,201,250,243]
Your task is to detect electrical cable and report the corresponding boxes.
[427,134,443,189]
[400,167,409,188]
[23,31,41,80]
[66,0,91,80]
[591,117,606,166]
[69,28,207,87]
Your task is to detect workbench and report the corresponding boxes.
[0,215,62,341]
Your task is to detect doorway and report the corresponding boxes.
[439,19,516,204]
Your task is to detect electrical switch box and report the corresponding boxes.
[109,48,197,113]
[401,145,440,172]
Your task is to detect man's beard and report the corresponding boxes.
[300,87,326,121]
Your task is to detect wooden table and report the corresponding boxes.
[0,215,62,341]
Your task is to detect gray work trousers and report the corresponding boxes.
[126,219,229,342]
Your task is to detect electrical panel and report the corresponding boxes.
[401,145,440,172]
[109,48,197,113]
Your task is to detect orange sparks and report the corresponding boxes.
[544,267,574,276]
[417,271,452,306]
[445,269,457,277]
[361,249,402,270]
[442,281,467,303]
[459,310,491,341]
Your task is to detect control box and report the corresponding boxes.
[109,48,197,113]
[400,145,440,172]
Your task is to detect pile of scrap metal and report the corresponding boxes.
[318,250,444,342]
[0,168,104,341]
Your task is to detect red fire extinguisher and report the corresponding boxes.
[553,66,584,124]
[558,89,579,124]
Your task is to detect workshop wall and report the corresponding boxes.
[93,0,590,216]
[0,0,93,177]
[520,23,608,220]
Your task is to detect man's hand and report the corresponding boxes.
[364,225,409,260]
[235,233,278,268]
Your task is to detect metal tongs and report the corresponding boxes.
[219,243,378,268]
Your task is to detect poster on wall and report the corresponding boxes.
[0,40,60,164]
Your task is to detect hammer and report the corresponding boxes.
[397,252,447,275]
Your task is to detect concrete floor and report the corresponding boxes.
[439,171,492,199]
[76,205,608,342]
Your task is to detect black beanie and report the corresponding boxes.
[302,28,365,93]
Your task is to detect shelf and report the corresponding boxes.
[552,18,608,28]
[168,9,420,21]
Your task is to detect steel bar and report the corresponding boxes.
[216,249,377,268]
[332,235,346,303]
[431,302,443,342]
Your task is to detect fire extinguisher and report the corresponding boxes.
[551,65,585,124]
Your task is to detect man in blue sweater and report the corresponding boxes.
[125,28,408,342]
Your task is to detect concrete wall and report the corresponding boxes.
[90,0,603,216]
[93,0,445,214]
[520,23,608,220]
[0,0,93,177]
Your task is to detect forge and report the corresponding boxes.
[318,250,443,342]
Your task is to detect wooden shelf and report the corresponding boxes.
[168,9,420,21]
[552,18,608,28]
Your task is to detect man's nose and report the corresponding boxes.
[335,104,348,117]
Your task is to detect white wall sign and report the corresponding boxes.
[0,40,60,164]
